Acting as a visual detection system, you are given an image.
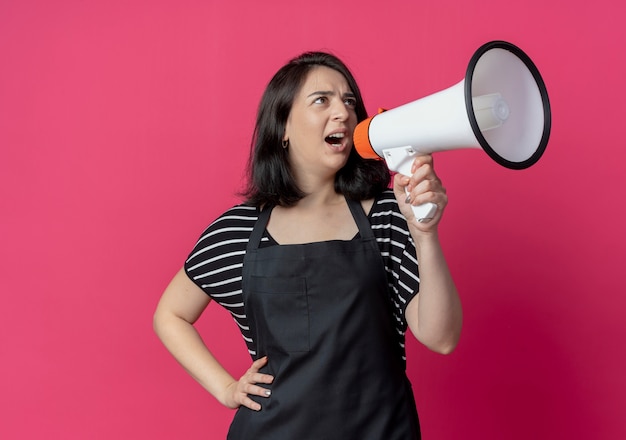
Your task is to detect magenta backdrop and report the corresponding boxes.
[1,0,625,439]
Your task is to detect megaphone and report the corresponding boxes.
[354,40,551,222]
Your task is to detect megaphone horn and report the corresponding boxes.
[354,40,551,222]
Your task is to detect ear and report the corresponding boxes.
[282,116,292,142]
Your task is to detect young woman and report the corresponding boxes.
[154,51,462,439]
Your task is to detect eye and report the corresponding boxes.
[344,97,357,107]
[313,96,328,104]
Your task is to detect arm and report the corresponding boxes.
[153,267,273,410]
[393,155,463,355]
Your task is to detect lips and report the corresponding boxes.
[325,131,346,147]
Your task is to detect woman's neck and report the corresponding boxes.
[268,190,356,244]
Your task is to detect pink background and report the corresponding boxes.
[1,0,625,439]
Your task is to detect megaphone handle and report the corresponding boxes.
[410,200,438,223]
[382,146,438,223]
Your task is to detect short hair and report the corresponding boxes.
[242,51,390,207]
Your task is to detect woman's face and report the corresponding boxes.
[283,66,358,182]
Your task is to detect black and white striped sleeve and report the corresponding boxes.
[369,190,420,329]
[183,204,259,356]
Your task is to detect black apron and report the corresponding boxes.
[228,197,420,440]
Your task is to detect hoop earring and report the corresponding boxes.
[282,139,289,149]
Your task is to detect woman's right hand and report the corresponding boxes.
[222,356,274,411]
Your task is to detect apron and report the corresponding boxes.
[228,197,420,440]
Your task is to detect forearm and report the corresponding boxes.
[408,230,463,354]
[153,311,236,406]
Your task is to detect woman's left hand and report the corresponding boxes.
[393,154,447,232]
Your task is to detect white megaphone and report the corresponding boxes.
[354,40,551,222]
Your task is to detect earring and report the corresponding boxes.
[282,139,289,149]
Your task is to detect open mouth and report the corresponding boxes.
[325,132,345,147]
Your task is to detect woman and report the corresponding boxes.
[154,51,462,439]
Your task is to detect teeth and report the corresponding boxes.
[327,133,345,139]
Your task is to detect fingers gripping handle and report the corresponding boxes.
[382,146,438,223]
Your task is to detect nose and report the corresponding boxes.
[332,99,350,121]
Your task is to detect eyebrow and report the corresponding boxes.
[306,91,356,99]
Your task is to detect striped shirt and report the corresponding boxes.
[184,189,420,364]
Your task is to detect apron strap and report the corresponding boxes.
[247,204,273,252]
[346,197,375,241]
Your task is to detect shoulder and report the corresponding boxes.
[368,190,412,248]
[194,204,259,242]
[185,204,258,267]
[369,190,407,227]
[370,189,399,210]
[211,203,259,227]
